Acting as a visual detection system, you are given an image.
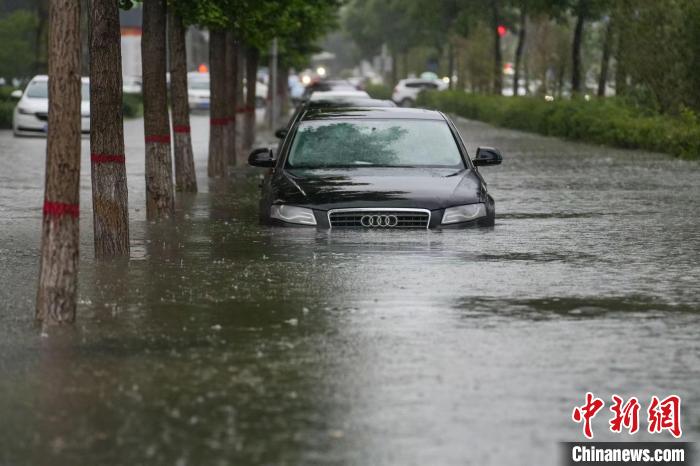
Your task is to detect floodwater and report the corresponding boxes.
[0,114,699,465]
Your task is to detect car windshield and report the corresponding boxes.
[189,80,209,90]
[286,119,464,168]
[25,80,90,101]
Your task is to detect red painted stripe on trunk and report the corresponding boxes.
[91,154,125,164]
[210,118,229,126]
[173,125,191,133]
[43,201,79,218]
[145,134,171,144]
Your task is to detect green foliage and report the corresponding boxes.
[122,93,143,119]
[615,0,699,114]
[171,0,340,69]
[365,83,392,100]
[0,86,18,129]
[0,101,13,129]
[418,90,700,159]
[0,9,39,81]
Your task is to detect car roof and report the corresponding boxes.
[29,75,89,83]
[399,78,439,84]
[307,98,396,108]
[301,107,445,121]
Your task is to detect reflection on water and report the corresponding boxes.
[0,117,699,465]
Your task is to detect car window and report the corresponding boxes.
[405,82,422,89]
[25,81,48,98]
[424,83,438,89]
[287,119,464,168]
[26,81,90,101]
[189,80,209,90]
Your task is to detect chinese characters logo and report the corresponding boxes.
[572,392,681,439]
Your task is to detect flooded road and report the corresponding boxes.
[1,115,699,465]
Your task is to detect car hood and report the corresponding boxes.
[276,167,483,210]
[18,97,90,114]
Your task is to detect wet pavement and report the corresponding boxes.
[0,114,699,465]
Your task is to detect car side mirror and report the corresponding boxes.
[10,89,22,99]
[472,146,502,166]
[274,128,288,139]
[248,147,275,167]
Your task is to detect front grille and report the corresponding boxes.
[328,209,430,229]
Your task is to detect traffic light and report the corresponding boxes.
[497,25,507,37]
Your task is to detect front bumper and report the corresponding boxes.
[265,206,495,229]
[13,111,90,136]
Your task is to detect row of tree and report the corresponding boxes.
[344,0,700,114]
[36,0,339,327]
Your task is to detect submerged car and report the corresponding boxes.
[249,107,502,229]
[13,75,90,137]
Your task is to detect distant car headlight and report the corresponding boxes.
[270,205,317,225]
[17,107,33,115]
[441,203,486,224]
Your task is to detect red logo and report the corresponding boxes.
[648,395,682,438]
[609,395,640,434]
[572,392,605,439]
[572,393,682,439]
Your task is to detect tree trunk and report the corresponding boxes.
[277,66,289,122]
[243,45,259,153]
[224,33,237,167]
[142,0,174,218]
[491,0,503,95]
[402,51,408,81]
[447,40,454,90]
[208,30,227,177]
[513,7,527,96]
[235,44,245,165]
[557,60,566,97]
[33,0,49,74]
[571,14,585,95]
[168,11,197,192]
[390,49,398,87]
[89,0,130,258]
[36,0,82,325]
[597,18,613,97]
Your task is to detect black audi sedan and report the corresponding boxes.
[249,107,502,229]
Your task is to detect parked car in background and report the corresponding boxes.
[301,79,358,101]
[187,72,268,110]
[255,81,268,108]
[392,78,447,107]
[13,75,90,137]
[187,72,210,110]
[122,76,142,94]
[274,94,395,143]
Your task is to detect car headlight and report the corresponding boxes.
[17,107,33,115]
[270,205,317,225]
[441,203,486,224]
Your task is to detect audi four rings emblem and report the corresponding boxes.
[361,214,399,227]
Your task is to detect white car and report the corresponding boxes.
[392,78,447,107]
[187,72,210,110]
[13,75,90,137]
[122,76,142,94]
[187,72,269,110]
